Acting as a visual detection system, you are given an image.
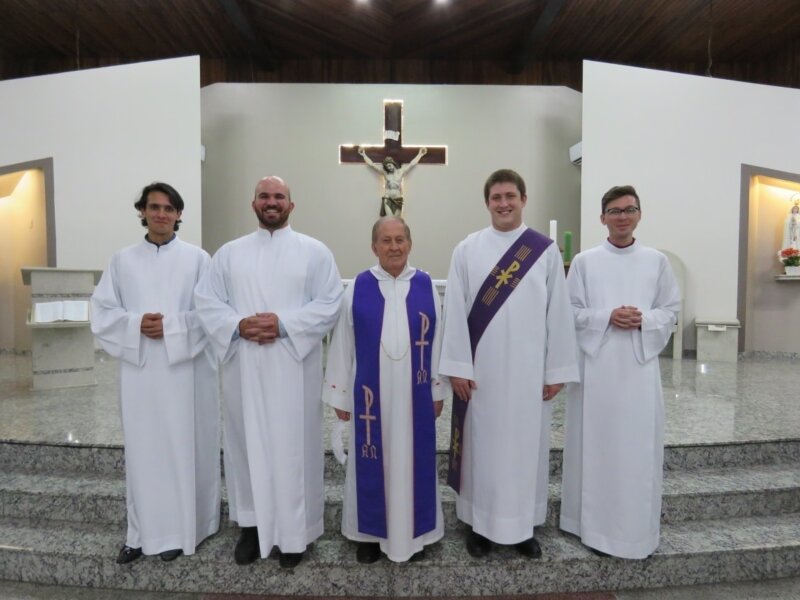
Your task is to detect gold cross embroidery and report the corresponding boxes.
[494,260,521,289]
[450,429,461,468]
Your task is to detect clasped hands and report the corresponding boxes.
[140,313,164,339]
[610,305,642,330]
[239,312,280,345]
[451,376,563,403]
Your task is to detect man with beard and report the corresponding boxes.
[195,176,343,569]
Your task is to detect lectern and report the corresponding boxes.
[21,267,103,390]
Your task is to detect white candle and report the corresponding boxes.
[549,220,557,241]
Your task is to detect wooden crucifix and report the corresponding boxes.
[340,99,447,217]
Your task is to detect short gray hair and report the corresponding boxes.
[371,216,411,243]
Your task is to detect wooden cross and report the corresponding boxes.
[339,99,447,167]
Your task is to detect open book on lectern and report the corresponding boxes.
[32,300,90,323]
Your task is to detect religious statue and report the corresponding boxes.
[782,199,800,251]
[358,146,427,217]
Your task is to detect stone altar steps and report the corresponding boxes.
[2,460,800,532]
[1,514,799,596]
[0,439,799,595]
[3,438,798,476]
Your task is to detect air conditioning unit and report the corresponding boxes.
[569,141,582,166]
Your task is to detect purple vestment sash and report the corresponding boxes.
[447,228,553,493]
[352,269,438,538]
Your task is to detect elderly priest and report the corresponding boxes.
[323,216,448,564]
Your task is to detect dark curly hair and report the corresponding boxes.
[134,182,184,231]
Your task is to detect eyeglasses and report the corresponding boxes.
[605,206,640,216]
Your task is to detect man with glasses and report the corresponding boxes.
[559,185,680,559]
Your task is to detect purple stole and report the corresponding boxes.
[352,269,438,538]
[447,228,553,493]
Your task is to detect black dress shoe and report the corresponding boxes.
[278,550,304,569]
[465,530,491,558]
[356,542,381,564]
[116,545,143,564]
[159,548,183,562]
[234,527,260,565]
[590,546,611,558]
[515,537,542,559]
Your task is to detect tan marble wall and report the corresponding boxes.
[0,169,47,351]
[744,175,800,354]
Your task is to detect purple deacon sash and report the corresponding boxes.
[447,228,553,493]
[352,269,438,538]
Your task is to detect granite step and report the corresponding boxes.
[0,513,799,596]
[0,442,125,477]
[2,462,799,533]
[660,462,800,522]
[661,440,800,472]
[3,439,800,478]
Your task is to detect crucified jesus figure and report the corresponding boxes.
[358,146,427,217]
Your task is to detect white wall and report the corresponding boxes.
[581,61,800,350]
[0,57,202,270]
[201,84,582,278]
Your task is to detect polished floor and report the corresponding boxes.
[2,576,800,600]
[2,352,800,599]
[1,351,799,449]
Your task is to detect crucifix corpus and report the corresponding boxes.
[340,99,447,217]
